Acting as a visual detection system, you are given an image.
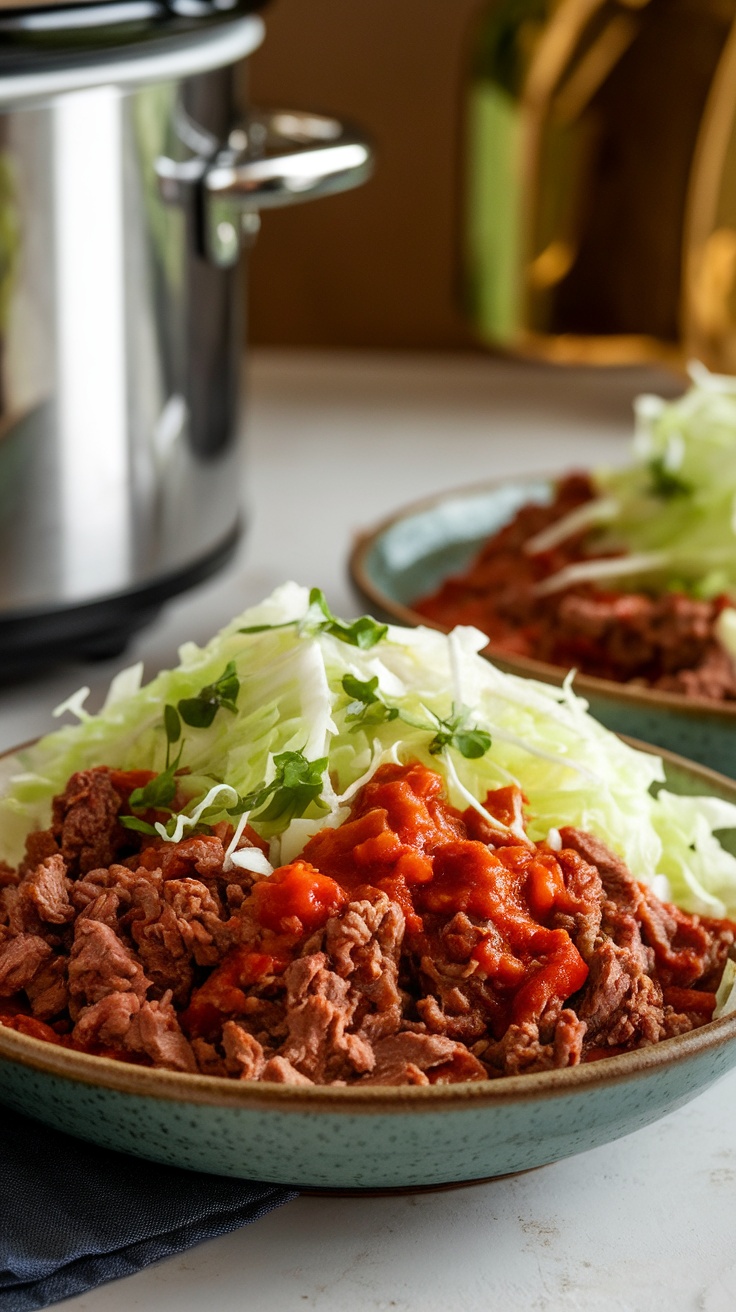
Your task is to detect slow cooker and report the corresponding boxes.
[0,0,372,674]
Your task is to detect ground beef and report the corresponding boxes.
[50,769,130,875]
[71,989,197,1072]
[0,763,732,1083]
[576,938,664,1047]
[273,896,406,1084]
[278,952,374,1081]
[129,872,229,1005]
[315,894,404,1042]
[153,834,229,882]
[17,831,59,879]
[26,957,68,1021]
[18,855,74,928]
[483,1010,587,1076]
[558,827,638,909]
[221,1023,268,1079]
[260,1055,315,1085]
[0,934,53,995]
[414,474,736,700]
[360,1032,487,1085]
[68,919,151,1017]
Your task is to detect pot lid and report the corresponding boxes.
[0,0,266,80]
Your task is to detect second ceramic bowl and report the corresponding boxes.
[350,477,736,778]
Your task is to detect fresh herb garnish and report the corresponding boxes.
[120,665,240,835]
[340,675,491,761]
[163,704,181,762]
[119,815,158,835]
[120,703,186,830]
[648,456,692,500]
[177,661,240,729]
[342,674,399,729]
[401,703,492,759]
[424,707,492,759]
[127,749,183,813]
[226,750,329,825]
[240,588,388,650]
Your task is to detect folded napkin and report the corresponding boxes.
[0,1107,297,1312]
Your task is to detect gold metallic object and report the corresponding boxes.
[465,0,736,368]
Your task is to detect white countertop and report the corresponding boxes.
[3,350,731,1312]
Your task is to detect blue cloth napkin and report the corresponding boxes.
[0,1107,297,1311]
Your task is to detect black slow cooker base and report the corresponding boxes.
[0,522,241,681]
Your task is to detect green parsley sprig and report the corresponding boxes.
[240,588,388,651]
[225,750,329,826]
[119,724,185,835]
[343,674,399,729]
[340,675,491,760]
[119,663,242,835]
[425,708,492,759]
[177,661,240,729]
[648,456,692,500]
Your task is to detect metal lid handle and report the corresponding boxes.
[203,109,373,266]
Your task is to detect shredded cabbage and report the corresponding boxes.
[535,363,736,599]
[2,581,736,917]
[715,957,736,1017]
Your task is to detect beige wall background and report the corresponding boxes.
[246,0,486,349]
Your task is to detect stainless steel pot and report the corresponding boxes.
[0,2,372,672]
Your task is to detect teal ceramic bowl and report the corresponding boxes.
[2,745,736,1190]
[350,478,736,779]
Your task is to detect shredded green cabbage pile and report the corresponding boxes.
[533,364,736,602]
[2,582,736,918]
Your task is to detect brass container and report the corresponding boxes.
[465,0,736,369]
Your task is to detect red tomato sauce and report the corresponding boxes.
[180,762,591,1041]
[301,762,589,1030]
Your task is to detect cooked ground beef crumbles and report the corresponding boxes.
[0,762,733,1085]
[414,474,736,701]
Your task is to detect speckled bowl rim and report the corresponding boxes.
[4,739,736,1115]
[2,1000,736,1115]
[349,474,736,725]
